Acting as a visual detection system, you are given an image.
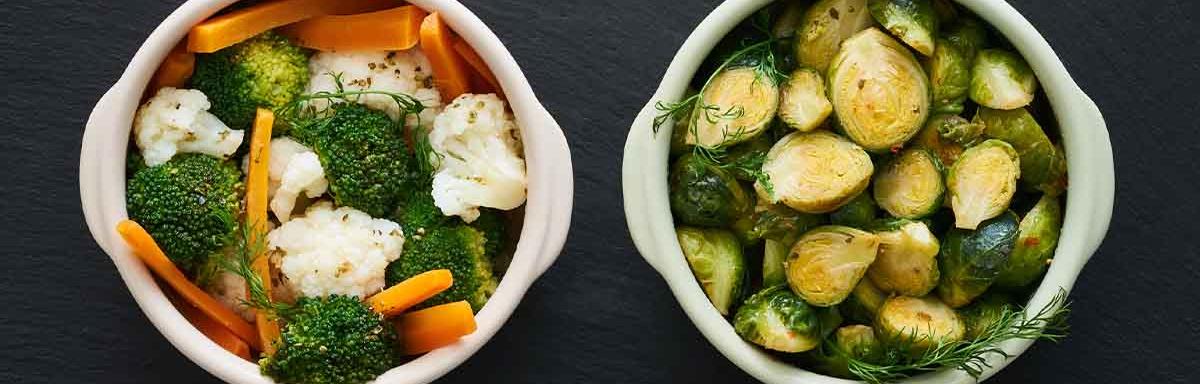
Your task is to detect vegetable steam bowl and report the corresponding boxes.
[622,0,1113,382]
[79,0,573,383]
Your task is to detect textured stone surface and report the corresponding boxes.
[1,0,1197,383]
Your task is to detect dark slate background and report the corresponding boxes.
[2,0,1197,383]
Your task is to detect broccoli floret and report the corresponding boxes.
[190,31,308,131]
[126,154,241,272]
[472,208,507,259]
[386,225,497,311]
[391,187,449,234]
[261,295,399,384]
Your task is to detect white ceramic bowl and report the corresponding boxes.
[622,0,1114,383]
[80,1,573,383]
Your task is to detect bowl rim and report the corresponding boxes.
[621,0,1114,383]
[79,0,574,383]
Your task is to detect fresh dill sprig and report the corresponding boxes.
[844,289,1072,384]
[219,222,295,319]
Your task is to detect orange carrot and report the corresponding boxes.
[187,0,406,53]
[116,220,261,350]
[420,12,472,101]
[398,301,477,355]
[452,38,503,97]
[367,269,453,316]
[280,6,427,52]
[175,295,252,360]
[246,109,280,355]
[149,43,195,92]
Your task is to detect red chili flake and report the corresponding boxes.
[1024,237,1041,247]
[890,145,902,154]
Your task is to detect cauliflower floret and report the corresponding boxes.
[269,201,404,299]
[266,138,328,222]
[134,87,244,166]
[429,93,527,222]
[306,50,442,128]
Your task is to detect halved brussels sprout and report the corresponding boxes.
[969,49,1038,110]
[926,37,971,114]
[830,192,878,228]
[829,28,931,152]
[669,153,754,227]
[786,226,880,306]
[778,68,834,132]
[913,114,965,167]
[876,295,965,350]
[677,227,747,315]
[688,66,780,147]
[975,107,1067,194]
[809,325,882,378]
[948,139,1020,229]
[764,238,791,287]
[758,131,874,213]
[841,278,887,324]
[868,220,941,296]
[743,200,827,242]
[868,0,939,56]
[959,292,1014,339]
[722,134,774,182]
[733,285,831,352]
[995,194,1062,289]
[943,17,987,59]
[937,210,1019,308]
[935,113,985,145]
[873,149,945,219]
[795,0,875,73]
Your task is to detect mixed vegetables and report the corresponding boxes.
[656,1,1070,382]
[119,1,524,383]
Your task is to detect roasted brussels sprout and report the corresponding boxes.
[772,0,811,39]
[778,68,834,132]
[936,113,985,145]
[868,0,939,56]
[876,295,965,350]
[913,114,965,167]
[948,139,1020,229]
[677,227,748,315]
[810,325,882,378]
[758,131,874,213]
[734,285,836,352]
[969,49,1038,110]
[958,292,1014,339]
[995,194,1062,289]
[688,66,780,147]
[943,17,987,59]
[795,0,874,73]
[976,107,1067,194]
[873,149,945,219]
[937,211,1019,307]
[763,238,791,287]
[670,153,754,227]
[926,37,972,114]
[786,226,880,306]
[743,200,827,242]
[868,220,940,296]
[841,278,887,324]
[722,135,774,182]
[829,28,931,152]
[830,192,878,228]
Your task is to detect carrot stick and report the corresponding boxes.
[367,269,453,316]
[420,12,472,101]
[116,220,261,350]
[174,295,252,360]
[149,43,195,92]
[398,301,477,355]
[187,0,406,53]
[246,108,280,355]
[451,38,503,98]
[279,6,427,52]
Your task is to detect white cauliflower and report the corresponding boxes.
[268,202,404,299]
[429,93,527,222]
[133,87,244,166]
[265,138,328,222]
[306,50,442,128]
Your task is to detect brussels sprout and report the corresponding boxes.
[688,66,780,148]
[969,49,1038,110]
[763,238,791,287]
[758,131,874,213]
[669,153,754,227]
[778,68,834,132]
[876,295,965,351]
[943,17,988,60]
[772,0,812,39]
[830,192,878,228]
[677,227,747,315]
[958,292,1014,339]
[795,0,875,73]
[829,28,931,152]
[868,220,941,296]
[734,285,833,352]
[786,226,880,306]
[937,211,1019,307]
[744,201,827,241]
[841,278,887,324]
[868,0,939,56]
[873,149,945,219]
[913,115,965,167]
[925,38,972,114]
[995,194,1063,289]
[810,325,882,378]
[931,0,958,23]
[722,135,774,182]
[936,113,985,145]
[669,89,700,157]
[975,107,1067,194]
[948,139,1020,229]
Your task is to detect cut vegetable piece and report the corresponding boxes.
[247,109,279,355]
[937,211,1019,307]
[948,139,1019,229]
[809,324,882,379]
[175,296,252,360]
[688,66,780,147]
[453,37,503,97]
[868,0,939,56]
[935,113,984,145]
[912,114,965,167]
[876,295,964,351]
[841,278,886,324]
[421,12,472,101]
[868,220,940,296]
[777,67,833,132]
[795,0,874,73]
[399,301,478,355]
[829,192,877,229]
[149,44,195,92]
[758,131,873,214]
[975,107,1065,194]
[187,0,403,53]
[785,226,880,307]
[368,269,454,316]
[279,6,426,52]
[995,194,1062,289]
[828,28,931,152]
[733,285,832,353]
[959,292,1014,339]
[873,148,944,219]
[676,227,746,315]
[969,49,1038,110]
[763,238,790,287]
[669,153,754,227]
[925,37,971,114]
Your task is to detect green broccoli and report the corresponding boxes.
[190,31,308,131]
[260,295,399,384]
[386,225,497,311]
[391,187,449,234]
[126,154,241,272]
[472,208,507,259]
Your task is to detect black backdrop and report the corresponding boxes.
[2,1,1198,383]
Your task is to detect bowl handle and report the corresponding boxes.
[623,98,672,273]
[530,106,574,277]
[80,84,131,256]
[1073,90,1115,262]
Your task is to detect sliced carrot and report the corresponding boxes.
[149,43,195,92]
[420,12,472,101]
[174,295,252,360]
[246,109,280,355]
[187,0,406,53]
[452,38,503,98]
[367,269,453,316]
[398,301,477,355]
[116,220,261,351]
[279,6,427,52]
